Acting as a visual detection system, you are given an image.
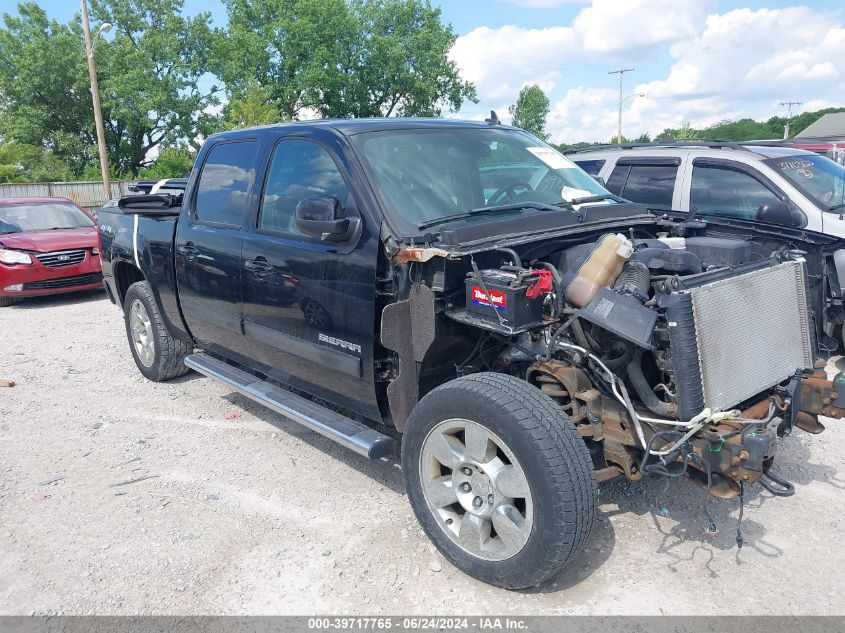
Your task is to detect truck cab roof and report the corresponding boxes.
[208,117,518,141]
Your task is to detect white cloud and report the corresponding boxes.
[573,0,711,54]
[450,25,576,102]
[451,2,845,143]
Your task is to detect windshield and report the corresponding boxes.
[352,127,612,234]
[764,154,845,212]
[0,202,94,234]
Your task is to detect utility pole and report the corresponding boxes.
[81,0,111,200]
[780,100,803,140]
[609,67,635,143]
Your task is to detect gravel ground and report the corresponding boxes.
[1,290,845,616]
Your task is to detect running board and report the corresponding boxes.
[184,353,396,459]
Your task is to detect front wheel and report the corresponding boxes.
[123,281,192,381]
[0,296,19,307]
[402,372,597,589]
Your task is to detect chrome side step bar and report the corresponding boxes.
[184,353,396,459]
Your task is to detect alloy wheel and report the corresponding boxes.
[129,299,155,367]
[419,418,533,561]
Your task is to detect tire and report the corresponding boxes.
[402,372,597,589]
[0,296,18,307]
[123,281,193,381]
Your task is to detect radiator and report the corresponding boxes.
[665,259,814,420]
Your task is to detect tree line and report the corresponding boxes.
[2,0,841,185]
[0,0,476,182]
[507,84,845,151]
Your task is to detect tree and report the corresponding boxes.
[0,4,94,170]
[89,0,220,172]
[0,142,73,183]
[223,80,286,129]
[509,85,550,141]
[0,1,220,177]
[214,0,476,120]
[654,122,699,142]
[138,146,196,179]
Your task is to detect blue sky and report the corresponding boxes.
[25,0,845,142]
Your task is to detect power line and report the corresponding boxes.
[779,100,802,139]
[608,67,634,143]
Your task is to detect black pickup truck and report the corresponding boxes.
[99,118,845,589]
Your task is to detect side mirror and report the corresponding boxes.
[295,196,359,242]
[758,200,803,227]
[592,175,606,187]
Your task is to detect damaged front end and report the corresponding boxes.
[383,226,843,539]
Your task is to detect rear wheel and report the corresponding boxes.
[402,372,597,589]
[124,281,192,381]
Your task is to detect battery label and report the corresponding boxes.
[471,286,507,309]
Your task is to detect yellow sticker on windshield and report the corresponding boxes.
[527,147,576,170]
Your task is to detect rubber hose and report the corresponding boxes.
[601,339,635,370]
[626,348,677,417]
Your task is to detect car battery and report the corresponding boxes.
[465,269,544,330]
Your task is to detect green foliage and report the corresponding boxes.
[0,0,476,174]
[651,108,845,143]
[222,80,287,130]
[89,0,220,172]
[508,85,550,141]
[214,0,476,119]
[138,146,196,179]
[0,142,73,183]
[0,1,219,177]
[0,4,94,170]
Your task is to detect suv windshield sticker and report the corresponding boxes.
[527,147,576,170]
[776,159,815,170]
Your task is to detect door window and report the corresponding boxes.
[574,159,606,176]
[259,140,350,235]
[606,163,677,207]
[194,140,259,227]
[691,164,781,219]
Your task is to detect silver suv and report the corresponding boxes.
[569,141,845,233]
[569,141,845,292]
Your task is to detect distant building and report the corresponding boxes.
[794,113,845,164]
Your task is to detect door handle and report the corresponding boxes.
[245,259,274,274]
[177,244,199,260]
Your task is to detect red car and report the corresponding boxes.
[0,197,103,307]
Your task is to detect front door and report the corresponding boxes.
[175,139,259,359]
[241,137,380,419]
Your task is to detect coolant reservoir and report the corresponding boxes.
[566,233,634,308]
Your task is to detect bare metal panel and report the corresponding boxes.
[689,260,813,412]
[0,180,134,210]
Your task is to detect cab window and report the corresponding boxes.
[259,140,350,235]
[194,140,258,227]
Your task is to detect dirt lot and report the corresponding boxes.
[1,291,845,615]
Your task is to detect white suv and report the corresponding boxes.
[570,141,845,291]
[570,142,845,233]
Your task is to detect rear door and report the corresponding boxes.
[240,134,380,419]
[605,157,682,209]
[175,139,259,359]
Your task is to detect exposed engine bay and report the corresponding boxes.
[384,215,845,542]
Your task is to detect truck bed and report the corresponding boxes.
[98,205,190,341]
